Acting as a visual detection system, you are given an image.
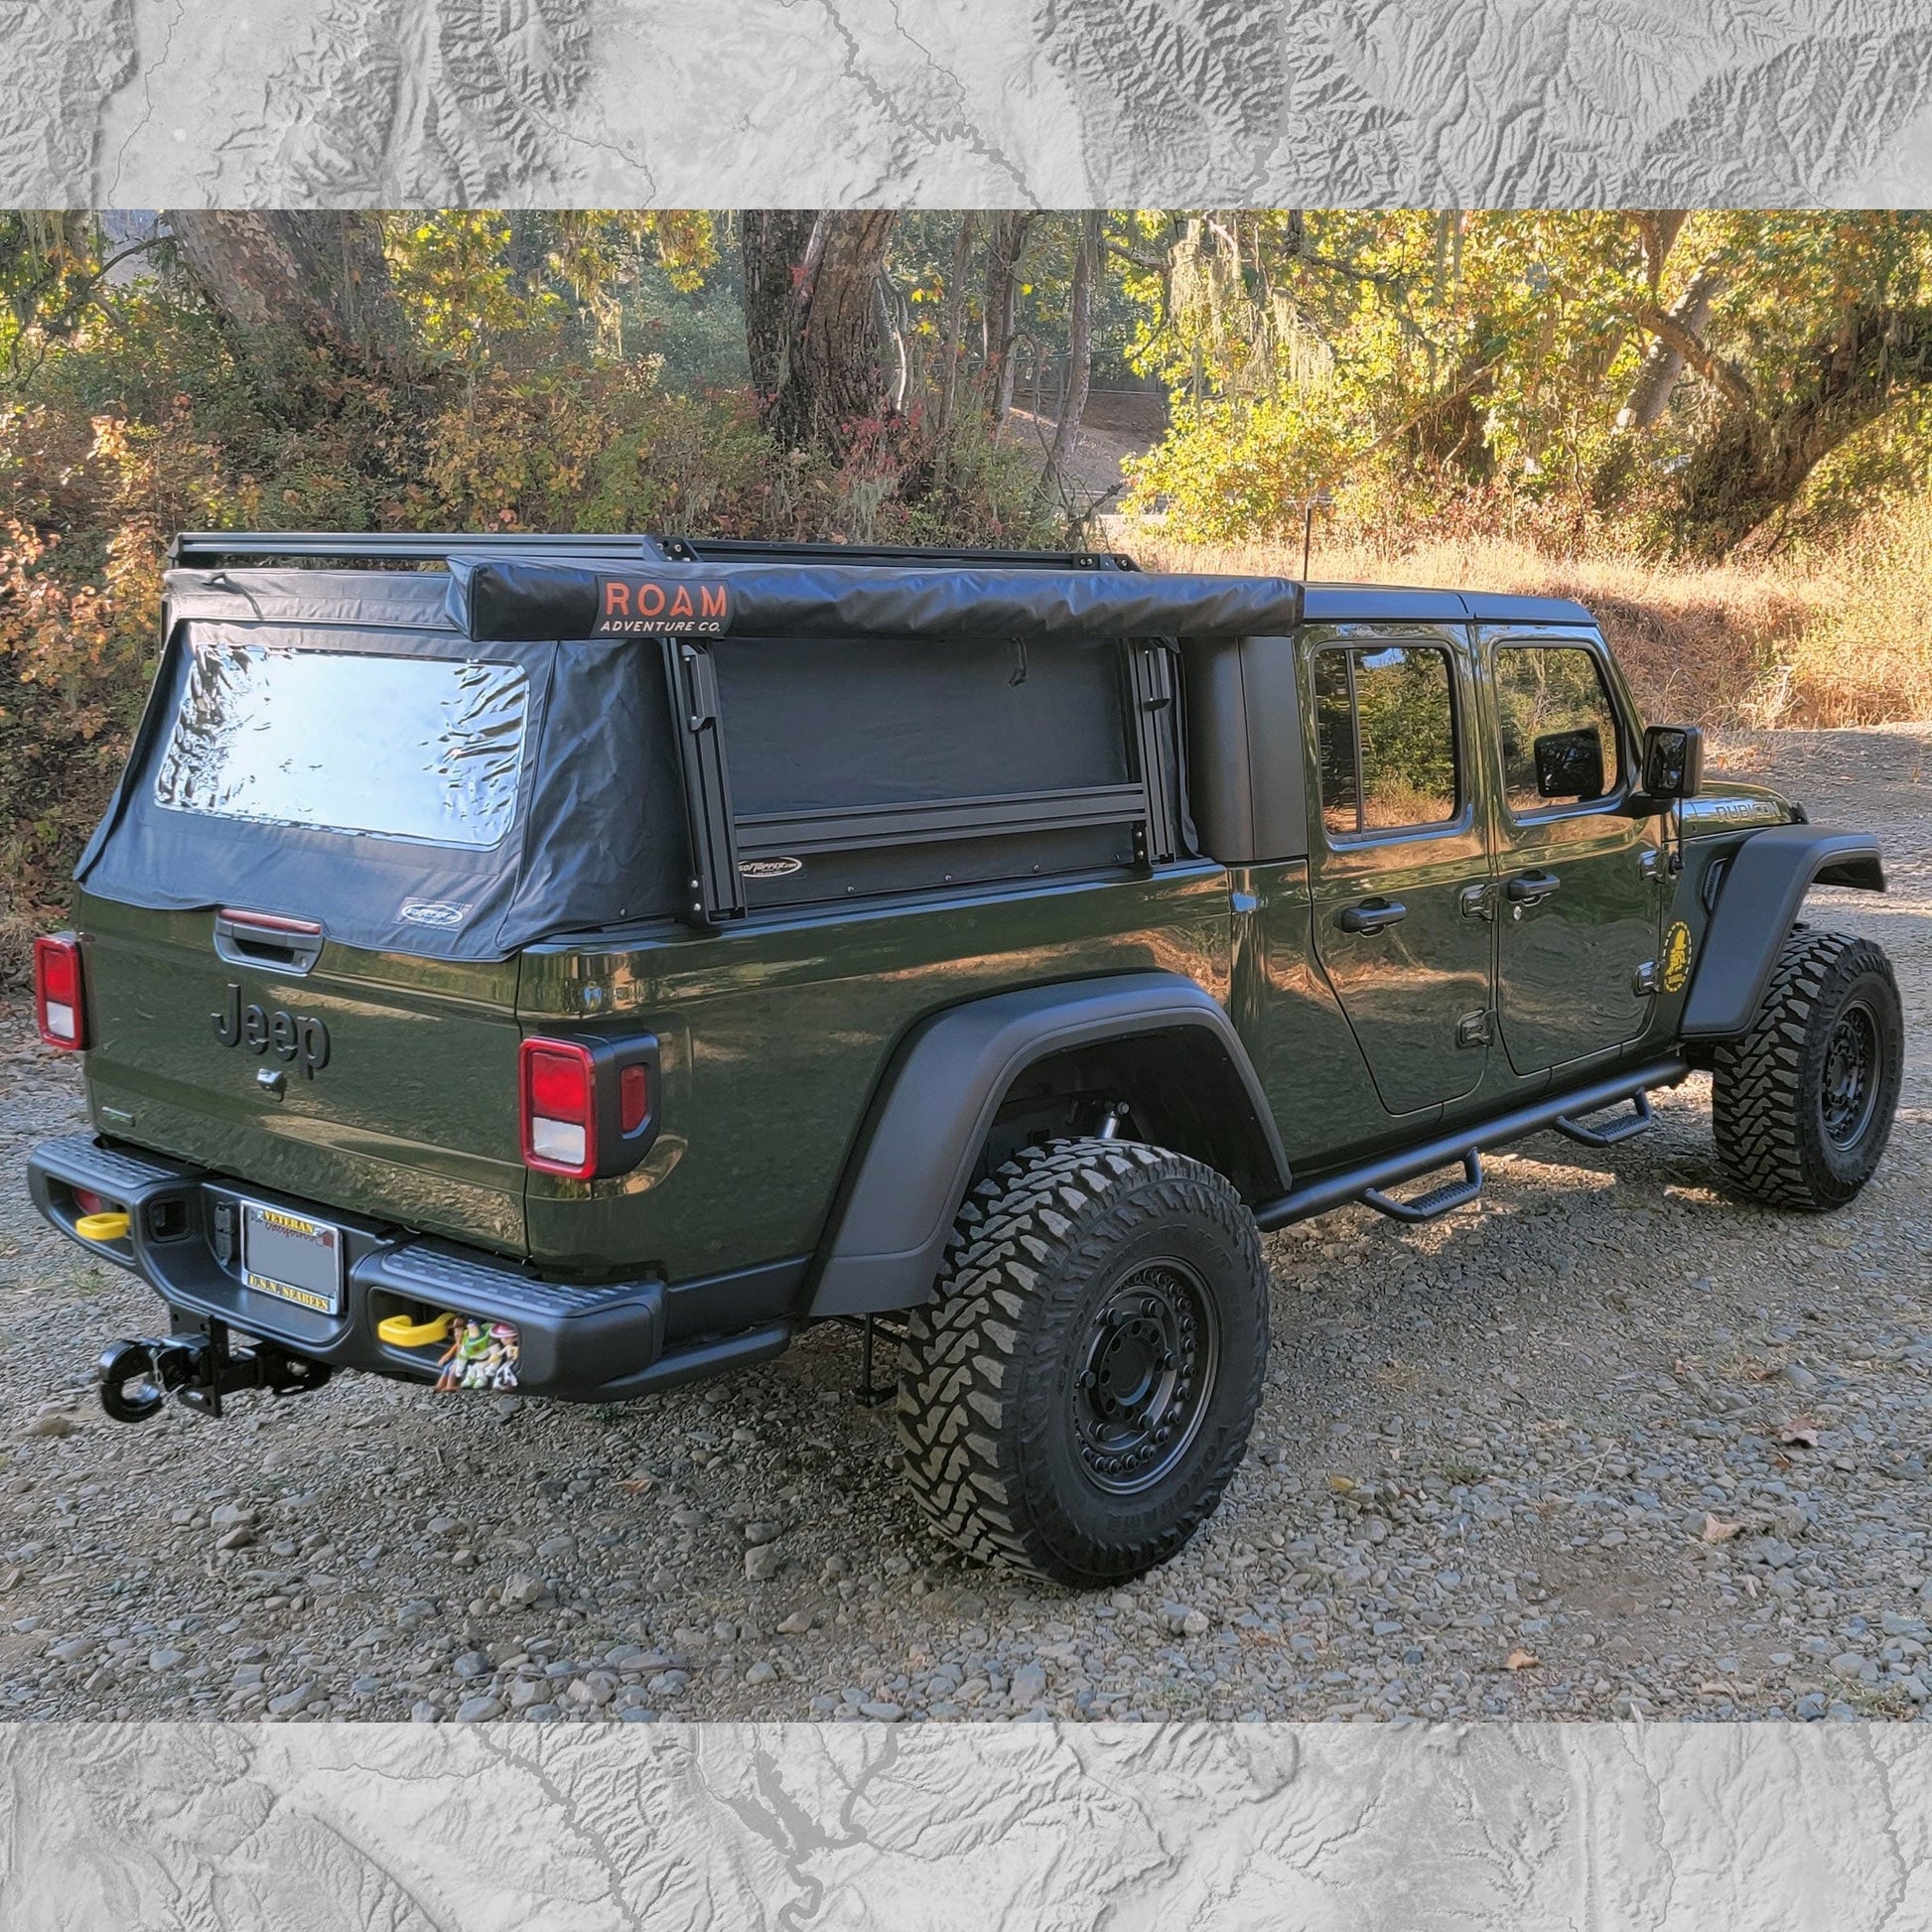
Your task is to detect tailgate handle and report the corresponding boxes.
[214,909,325,977]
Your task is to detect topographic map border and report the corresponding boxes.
[4,0,1931,208]
[4,1721,1932,1928]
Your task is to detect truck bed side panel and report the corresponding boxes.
[517,867,1233,1280]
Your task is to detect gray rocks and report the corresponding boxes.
[1009,1662,1047,1706]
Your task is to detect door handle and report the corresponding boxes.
[1506,870,1562,906]
[1337,898,1408,934]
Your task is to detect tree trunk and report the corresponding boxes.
[741,208,815,402]
[740,209,897,457]
[1672,303,1932,555]
[166,210,401,364]
[981,210,1035,422]
[1633,209,1688,296]
[932,211,976,476]
[1044,209,1099,497]
[1618,263,1733,431]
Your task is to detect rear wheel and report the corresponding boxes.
[897,1138,1268,1588]
[1712,928,1902,1211]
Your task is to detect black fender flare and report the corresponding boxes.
[805,971,1287,1317]
[1680,826,1885,1038]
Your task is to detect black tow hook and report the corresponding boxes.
[97,1321,332,1423]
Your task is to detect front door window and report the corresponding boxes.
[1488,638,1658,1072]
[1495,644,1622,815]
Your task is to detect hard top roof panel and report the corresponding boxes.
[1303,583,1595,626]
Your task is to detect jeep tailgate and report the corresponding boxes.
[78,895,527,1255]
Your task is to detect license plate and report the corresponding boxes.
[241,1202,345,1314]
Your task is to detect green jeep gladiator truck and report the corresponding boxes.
[27,533,1902,1588]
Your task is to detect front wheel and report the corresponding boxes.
[1712,927,1903,1211]
[897,1138,1269,1588]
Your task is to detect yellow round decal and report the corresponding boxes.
[1661,920,1694,993]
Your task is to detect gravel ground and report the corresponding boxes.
[1,727,1927,1728]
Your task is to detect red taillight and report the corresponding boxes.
[519,1038,597,1178]
[33,935,85,1050]
[620,1062,649,1135]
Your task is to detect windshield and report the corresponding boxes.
[153,638,530,848]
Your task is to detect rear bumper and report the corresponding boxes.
[28,1134,790,1402]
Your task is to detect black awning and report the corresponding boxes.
[446,558,1304,644]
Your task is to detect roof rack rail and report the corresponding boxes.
[656,537,1139,572]
[169,533,1143,573]
[169,532,666,568]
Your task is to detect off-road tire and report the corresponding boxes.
[897,1138,1269,1589]
[1712,927,1902,1211]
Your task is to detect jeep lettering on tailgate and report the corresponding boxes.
[212,982,331,1077]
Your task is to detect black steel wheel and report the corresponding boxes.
[1819,999,1881,1149]
[897,1138,1269,1588]
[1071,1261,1220,1494]
[1714,928,1903,1211]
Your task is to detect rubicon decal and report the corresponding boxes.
[1661,920,1695,993]
[213,982,332,1077]
[594,577,731,635]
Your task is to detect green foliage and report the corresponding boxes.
[388,212,557,361]
[623,258,751,393]
[1122,210,1932,555]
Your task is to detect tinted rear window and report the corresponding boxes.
[153,639,530,848]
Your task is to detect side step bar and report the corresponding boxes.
[1255,1055,1687,1231]
[1361,1151,1483,1225]
[1553,1091,1655,1148]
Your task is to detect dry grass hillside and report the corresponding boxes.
[1125,497,1932,732]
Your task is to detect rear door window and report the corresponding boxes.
[154,638,530,848]
[1313,643,1459,836]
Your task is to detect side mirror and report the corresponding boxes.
[1533,726,1606,801]
[1640,724,1705,800]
